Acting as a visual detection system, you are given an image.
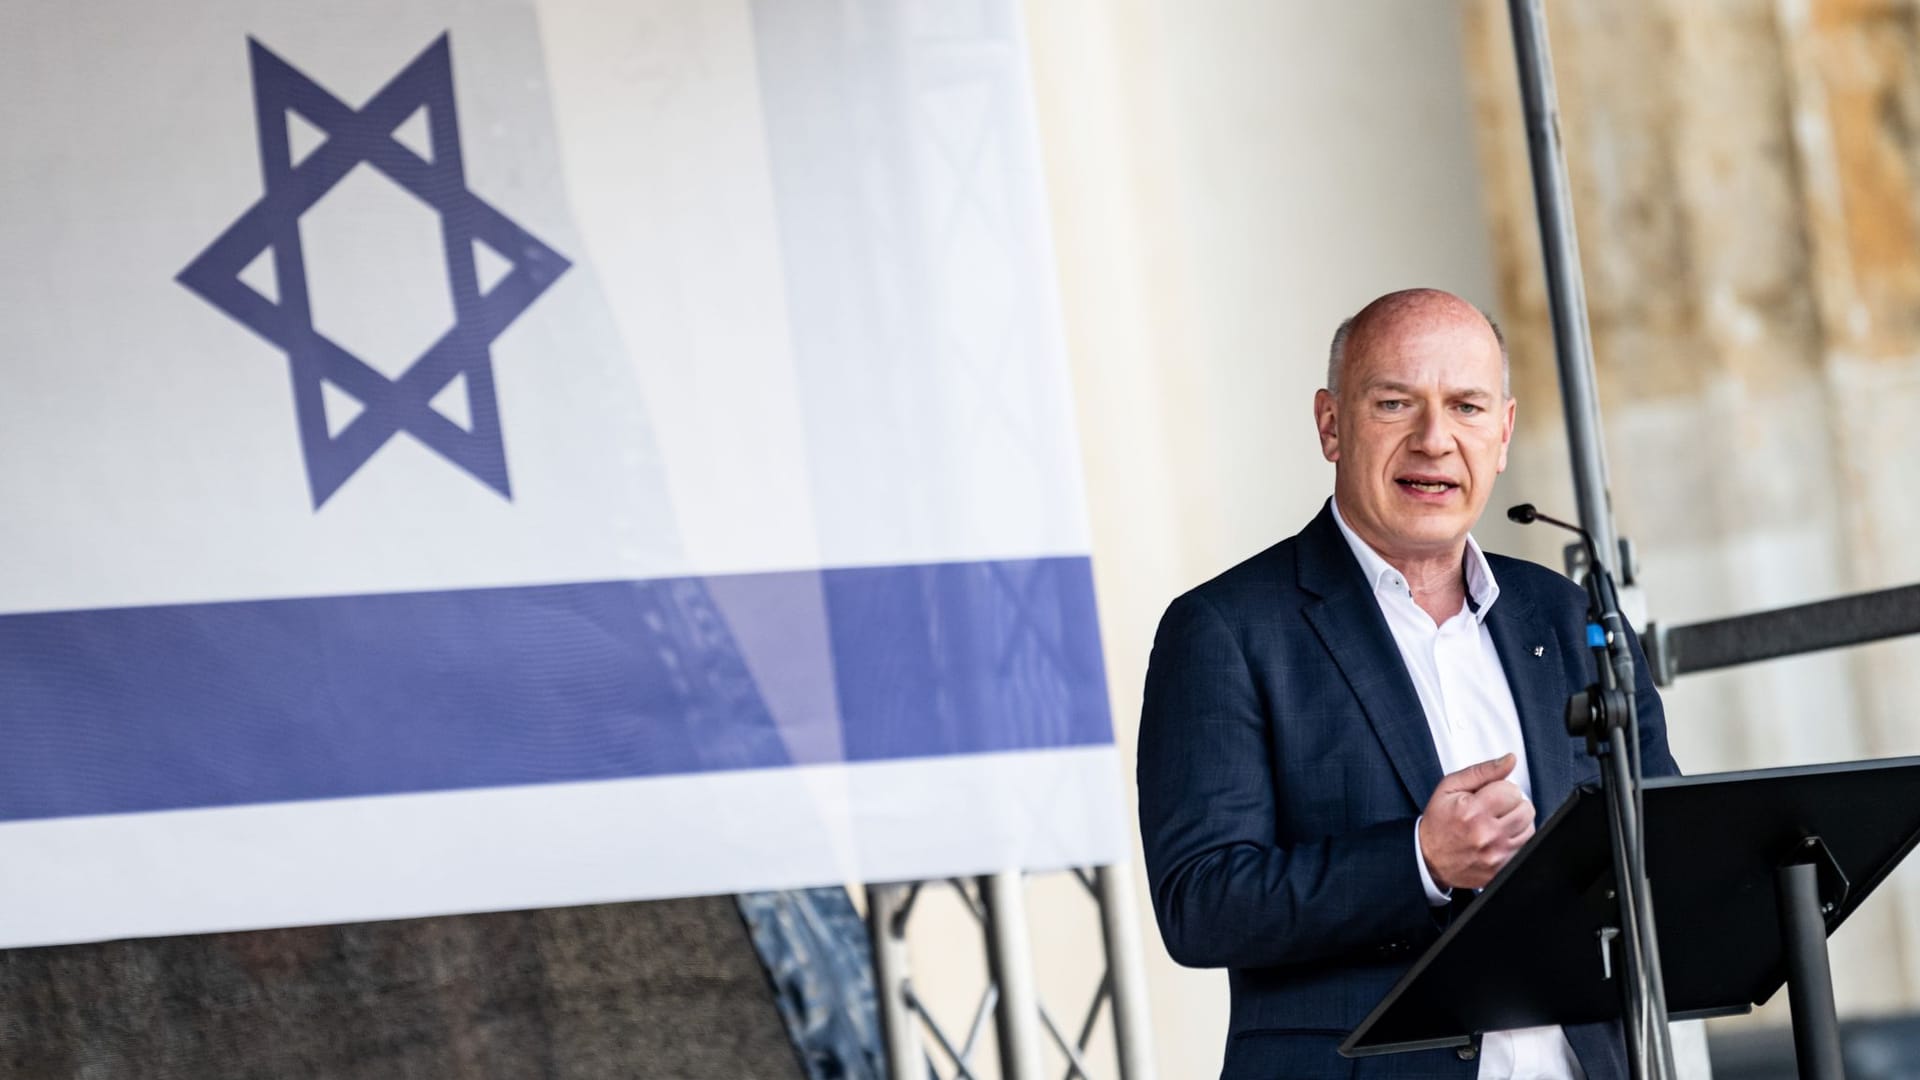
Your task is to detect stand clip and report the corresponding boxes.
[1564,683,1630,755]
[1783,835,1850,920]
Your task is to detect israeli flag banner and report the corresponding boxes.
[0,0,1121,948]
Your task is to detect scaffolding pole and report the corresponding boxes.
[981,871,1044,1080]
[869,883,926,1080]
[1095,866,1155,1079]
[868,867,1156,1080]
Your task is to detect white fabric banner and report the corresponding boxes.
[0,0,1121,948]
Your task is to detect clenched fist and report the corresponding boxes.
[1418,753,1535,891]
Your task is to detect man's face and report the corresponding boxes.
[1314,309,1515,564]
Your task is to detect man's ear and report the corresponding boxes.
[1496,395,1517,473]
[1314,389,1340,463]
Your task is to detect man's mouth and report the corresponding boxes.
[1396,477,1458,494]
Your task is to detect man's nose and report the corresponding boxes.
[1412,406,1452,455]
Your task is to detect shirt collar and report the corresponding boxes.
[1328,497,1501,622]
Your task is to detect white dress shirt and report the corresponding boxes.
[1332,500,1583,1080]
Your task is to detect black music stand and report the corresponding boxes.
[1341,757,1920,1079]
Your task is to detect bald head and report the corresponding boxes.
[1312,287,1517,571]
[1327,289,1509,398]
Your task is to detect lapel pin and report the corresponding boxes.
[1532,646,1545,657]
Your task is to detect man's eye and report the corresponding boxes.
[1457,403,1482,416]
[1379,400,1407,412]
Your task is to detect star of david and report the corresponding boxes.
[178,34,569,508]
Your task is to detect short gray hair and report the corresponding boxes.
[1325,308,1511,398]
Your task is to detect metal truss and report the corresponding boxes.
[867,866,1154,1080]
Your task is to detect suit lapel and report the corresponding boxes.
[1484,587,1576,821]
[1297,504,1443,809]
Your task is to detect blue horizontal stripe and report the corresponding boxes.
[0,557,1111,822]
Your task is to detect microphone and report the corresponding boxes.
[1507,503,1604,576]
[1507,501,1587,535]
[1506,502,1637,745]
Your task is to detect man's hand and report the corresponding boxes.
[1418,753,1534,891]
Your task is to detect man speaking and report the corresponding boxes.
[1137,289,1677,1078]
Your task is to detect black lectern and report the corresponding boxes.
[1342,757,1920,1076]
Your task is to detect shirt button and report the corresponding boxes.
[1457,1044,1478,1061]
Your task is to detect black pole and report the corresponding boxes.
[1597,735,1652,1070]
[1775,861,1846,1079]
[1505,0,1619,567]
[1650,583,1920,684]
[1504,2,1676,1072]
[1522,500,1675,1077]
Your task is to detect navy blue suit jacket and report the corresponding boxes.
[1138,503,1679,1079]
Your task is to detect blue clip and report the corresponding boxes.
[1586,623,1608,648]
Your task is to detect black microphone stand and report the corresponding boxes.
[1509,504,1677,1080]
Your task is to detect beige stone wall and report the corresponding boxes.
[1463,0,1920,1025]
